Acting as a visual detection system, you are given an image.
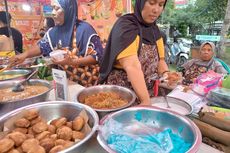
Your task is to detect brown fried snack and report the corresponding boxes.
[21,138,39,152]
[72,131,85,140]
[50,118,58,126]
[54,139,74,149]
[0,138,15,153]
[63,141,74,149]
[27,145,45,153]
[30,116,44,126]
[56,126,73,141]
[49,145,64,153]
[15,146,23,153]
[50,134,58,141]
[28,127,36,135]
[51,117,67,128]
[32,122,48,134]
[66,121,73,129]
[26,134,34,139]
[72,116,84,131]
[7,132,27,147]
[167,72,182,86]
[35,131,51,141]
[39,138,55,153]
[13,128,28,134]
[7,149,20,153]
[47,124,56,134]
[14,118,30,128]
[55,139,66,146]
[24,109,39,120]
[183,86,191,92]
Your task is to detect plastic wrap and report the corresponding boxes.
[207,87,230,109]
[100,117,192,153]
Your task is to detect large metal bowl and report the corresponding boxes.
[0,79,52,116]
[97,106,202,153]
[0,69,31,81]
[76,85,136,118]
[0,101,99,153]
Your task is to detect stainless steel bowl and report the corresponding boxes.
[151,96,193,115]
[0,101,99,153]
[0,69,31,81]
[97,106,202,153]
[0,79,52,116]
[76,85,136,118]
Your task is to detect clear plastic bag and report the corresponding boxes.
[100,118,173,153]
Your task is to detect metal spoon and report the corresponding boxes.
[0,62,13,74]
[160,87,171,109]
[12,70,38,92]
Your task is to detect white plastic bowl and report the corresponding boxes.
[49,50,67,61]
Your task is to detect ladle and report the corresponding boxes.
[160,87,171,109]
[12,70,38,92]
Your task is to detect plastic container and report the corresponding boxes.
[193,71,223,95]
[49,50,67,61]
[207,87,230,108]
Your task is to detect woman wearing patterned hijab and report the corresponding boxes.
[182,41,227,85]
[99,0,168,105]
[11,0,103,86]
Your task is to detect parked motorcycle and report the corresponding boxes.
[168,38,192,68]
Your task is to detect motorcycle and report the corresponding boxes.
[168,38,192,68]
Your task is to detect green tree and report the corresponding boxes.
[217,0,230,57]
[161,0,228,38]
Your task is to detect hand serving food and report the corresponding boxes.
[51,50,78,66]
[160,72,182,89]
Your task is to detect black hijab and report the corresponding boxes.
[99,0,167,83]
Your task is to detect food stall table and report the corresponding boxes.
[48,83,222,153]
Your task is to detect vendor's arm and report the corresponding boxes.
[10,33,51,65]
[156,37,169,75]
[54,54,97,66]
[116,36,150,105]
[10,44,42,66]
[119,55,150,105]
[53,35,103,66]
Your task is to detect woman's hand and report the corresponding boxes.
[160,72,183,89]
[9,52,28,67]
[52,54,78,65]
[9,44,41,67]
[139,100,151,106]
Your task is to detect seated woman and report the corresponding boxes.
[99,0,169,105]
[182,41,227,85]
[10,0,103,87]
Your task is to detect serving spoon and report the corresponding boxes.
[160,87,171,109]
[12,70,38,92]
